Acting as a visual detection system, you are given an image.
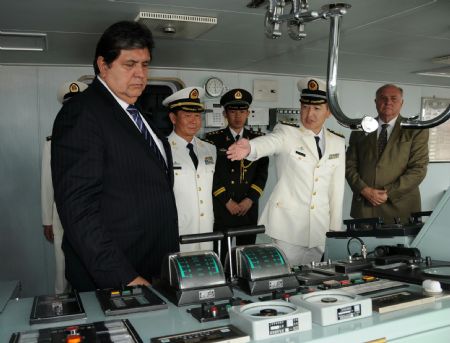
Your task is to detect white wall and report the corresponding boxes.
[0,65,449,296]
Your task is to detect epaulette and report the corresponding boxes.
[249,129,265,137]
[46,136,52,141]
[200,137,214,145]
[327,128,345,138]
[205,129,224,137]
[279,121,299,128]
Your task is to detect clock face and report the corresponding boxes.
[205,77,224,98]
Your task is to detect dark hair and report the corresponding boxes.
[376,84,403,98]
[93,21,154,75]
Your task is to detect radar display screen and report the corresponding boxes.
[171,253,226,290]
[239,245,290,280]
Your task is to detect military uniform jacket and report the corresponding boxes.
[346,116,429,224]
[42,139,63,233]
[169,132,217,252]
[249,123,345,248]
[205,128,269,229]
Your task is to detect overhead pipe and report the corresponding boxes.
[400,104,450,129]
[265,2,450,131]
[326,10,378,132]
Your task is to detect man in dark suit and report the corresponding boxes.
[51,21,179,291]
[205,89,269,259]
[346,84,429,224]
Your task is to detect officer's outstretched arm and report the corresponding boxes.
[227,138,250,161]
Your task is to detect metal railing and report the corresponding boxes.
[265,1,450,131]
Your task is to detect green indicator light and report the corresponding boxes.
[274,249,285,265]
[176,259,186,278]
[211,256,219,273]
[243,252,255,269]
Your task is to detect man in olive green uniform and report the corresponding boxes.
[205,89,269,258]
[346,84,429,224]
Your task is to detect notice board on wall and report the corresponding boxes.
[420,97,450,162]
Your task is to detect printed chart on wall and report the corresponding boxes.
[421,97,450,162]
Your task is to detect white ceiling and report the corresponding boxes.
[1,0,450,87]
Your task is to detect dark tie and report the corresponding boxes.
[186,143,198,169]
[314,136,322,159]
[235,134,240,142]
[378,123,389,159]
[127,105,166,168]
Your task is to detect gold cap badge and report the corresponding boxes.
[69,82,80,93]
[190,88,199,99]
[308,80,319,91]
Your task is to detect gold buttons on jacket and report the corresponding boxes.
[313,192,317,196]
[200,200,203,204]
[198,187,202,191]
[315,177,319,182]
[311,205,315,209]
[231,181,235,184]
[200,213,204,217]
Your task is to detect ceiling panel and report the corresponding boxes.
[0,0,449,87]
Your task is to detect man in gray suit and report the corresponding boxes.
[346,84,429,224]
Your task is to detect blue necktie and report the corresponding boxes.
[127,105,166,168]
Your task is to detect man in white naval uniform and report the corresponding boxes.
[42,81,87,293]
[163,87,216,253]
[227,78,345,266]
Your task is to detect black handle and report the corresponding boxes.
[224,225,265,237]
[179,232,225,244]
[343,217,382,231]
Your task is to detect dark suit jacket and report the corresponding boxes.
[346,116,429,224]
[51,78,179,291]
[205,128,269,230]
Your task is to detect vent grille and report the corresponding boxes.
[0,31,47,51]
[135,12,217,39]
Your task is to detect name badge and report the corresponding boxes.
[204,156,214,165]
[329,153,339,159]
[173,162,182,170]
[295,151,306,157]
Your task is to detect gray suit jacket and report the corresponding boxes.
[346,116,429,224]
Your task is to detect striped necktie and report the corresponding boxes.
[378,123,389,159]
[127,105,166,168]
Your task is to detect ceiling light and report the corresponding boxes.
[415,66,450,78]
[432,55,450,65]
[0,31,47,51]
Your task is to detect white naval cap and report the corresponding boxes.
[297,77,328,104]
[162,86,205,112]
[57,81,88,104]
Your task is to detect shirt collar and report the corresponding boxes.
[229,127,244,140]
[378,115,398,127]
[314,127,325,140]
[172,131,196,147]
[97,76,130,112]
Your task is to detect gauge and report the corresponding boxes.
[204,77,224,98]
